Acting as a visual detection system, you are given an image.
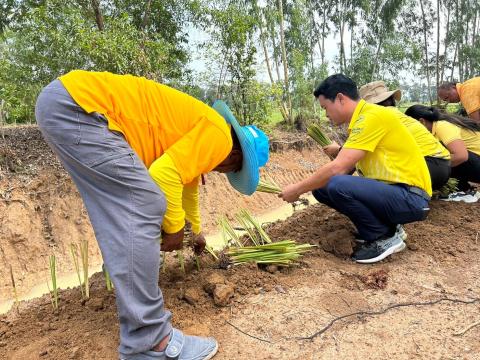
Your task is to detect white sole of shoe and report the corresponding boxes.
[355,241,406,264]
[204,342,219,360]
[120,342,218,360]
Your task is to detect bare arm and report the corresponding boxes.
[446,139,469,167]
[279,148,366,202]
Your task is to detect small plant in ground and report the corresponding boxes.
[177,250,185,274]
[47,255,59,311]
[103,266,114,292]
[70,243,85,299]
[79,240,90,299]
[194,255,201,271]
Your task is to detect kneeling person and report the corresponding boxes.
[280,74,431,264]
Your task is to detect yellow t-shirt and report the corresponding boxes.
[457,77,480,115]
[59,70,232,185]
[432,120,480,156]
[343,100,432,196]
[394,109,450,159]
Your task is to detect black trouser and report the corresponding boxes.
[451,151,480,191]
[425,156,451,190]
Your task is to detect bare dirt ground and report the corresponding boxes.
[1,126,480,360]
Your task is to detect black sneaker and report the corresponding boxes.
[352,233,406,264]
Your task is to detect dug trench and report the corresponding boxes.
[1,126,480,359]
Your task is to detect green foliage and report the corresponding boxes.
[0,0,189,123]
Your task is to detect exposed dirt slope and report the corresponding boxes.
[0,126,324,301]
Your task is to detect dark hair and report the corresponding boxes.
[405,104,480,132]
[313,74,360,101]
[438,82,457,91]
[231,126,241,150]
[377,95,396,107]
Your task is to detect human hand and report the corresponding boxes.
[279,183,303,203]
[322,141,341,159]
[161,228,184,252]
[191,233,206,255]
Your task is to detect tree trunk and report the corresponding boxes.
[420,0,433,104]
[90,0,104,31]
[259,11,288,122]
[321,11,326,65]
[450,42,458,81]
[277,0,292,123]
[141,0,152,30]
[440,4,451,83]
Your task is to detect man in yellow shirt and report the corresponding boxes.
[438,77,480,123]
[35,71,269,360]
[358,80,451,190]
[280,74,431,264]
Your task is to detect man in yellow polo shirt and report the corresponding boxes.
[438,77,480,123]
[280,74,431,264]
[35,71,269,360]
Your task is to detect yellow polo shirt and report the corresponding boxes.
[59,70,232,184]
[432,120,480,156]
[394,109,450,159]
[343,100,432,196]
[59,70,233,233]
[457,77,480,115]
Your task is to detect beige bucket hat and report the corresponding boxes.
[359,80,402,104]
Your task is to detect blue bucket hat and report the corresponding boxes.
[212,100,269,195]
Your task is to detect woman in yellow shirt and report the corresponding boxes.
[359,81,451,190]
[405,105,480,202]
[35,71,269,360]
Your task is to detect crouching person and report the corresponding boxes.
[279,74,431,264]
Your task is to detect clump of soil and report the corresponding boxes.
[265,204,356,256]
[358,269,389,289]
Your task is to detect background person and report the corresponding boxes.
[438,77,480,123]
[358,81,451,190]
[405,105,480,202]
[280,74,431,264]
[35,70,269,360]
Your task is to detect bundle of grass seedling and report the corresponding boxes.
[228,240,315,266]
[256,177,281,194]
[221,210,315,267]
[307,123,332,146]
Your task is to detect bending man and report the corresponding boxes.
[35,70,269,360]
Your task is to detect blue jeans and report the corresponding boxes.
[313,175,430,242]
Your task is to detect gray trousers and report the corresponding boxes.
[35,80,172,358]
